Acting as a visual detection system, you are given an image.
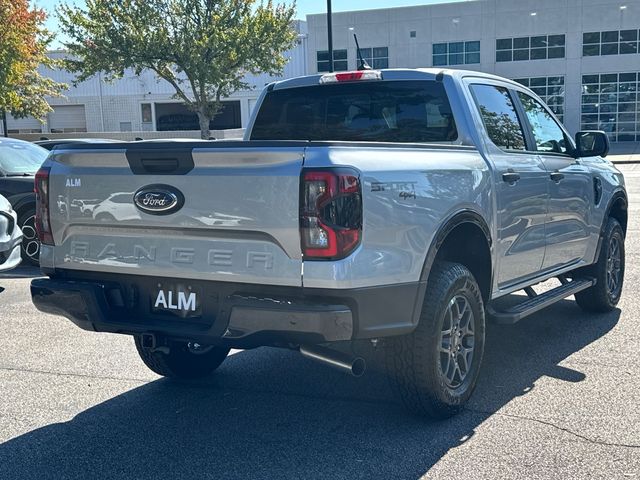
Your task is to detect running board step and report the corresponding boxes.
[488,278,596,325]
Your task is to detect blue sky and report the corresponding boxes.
[35,0,460,46]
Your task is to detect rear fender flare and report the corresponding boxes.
[409,210,492,328]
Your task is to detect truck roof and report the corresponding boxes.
[270,68,525,91]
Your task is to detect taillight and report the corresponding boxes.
[35,166,54,245]
[300,168,362,260]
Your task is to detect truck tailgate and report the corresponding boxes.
[47,142,306,286]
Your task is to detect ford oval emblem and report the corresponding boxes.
[133,184,184,215]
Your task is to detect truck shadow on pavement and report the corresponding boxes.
[0,299,620,480]
[0,265,42,280]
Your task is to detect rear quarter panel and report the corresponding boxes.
[302,145,493,288]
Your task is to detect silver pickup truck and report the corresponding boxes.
[31,69,627,418]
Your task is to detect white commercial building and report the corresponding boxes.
[307,0,640,143]
[5,1,640,144]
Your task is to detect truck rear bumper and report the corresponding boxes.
[31,272,421,347]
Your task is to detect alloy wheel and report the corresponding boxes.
[606,235,622,298]
[21,214,40,264]
[439,294,476,388]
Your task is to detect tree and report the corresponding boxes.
[479,105,526,150]
[0,0,64,131]
[58,0,298,139]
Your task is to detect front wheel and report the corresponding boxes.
[134,336,230,379]
[575,217,625,313]
[385,262,486,419]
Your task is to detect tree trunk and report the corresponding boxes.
[1,109,8,137]
[196,110,210,140]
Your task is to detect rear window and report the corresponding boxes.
[250,80,457,143]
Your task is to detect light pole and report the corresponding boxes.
[327,0,333,72]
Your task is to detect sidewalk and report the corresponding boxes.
[609,155,640,164]
[607,142,640,164]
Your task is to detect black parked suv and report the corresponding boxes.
[0,138,49,265]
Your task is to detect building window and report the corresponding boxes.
[581,72,639,142]
[583,30,639,57]
[433,41,480,66]
[141,103,152,123]
[514,76,565,123]
[496,35,565,62]
[359,47,389,69]
[317,49,348,72]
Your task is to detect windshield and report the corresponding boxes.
[250,80,457,143]
[0,141,48,175]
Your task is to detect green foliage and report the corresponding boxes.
[0,0,65,121]
[480,105,525,150]
[58,0,298,138]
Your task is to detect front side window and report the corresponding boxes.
[517,92,569,154]
[251,80,457,143]
[513,76,565,123]
[470,84,526,151]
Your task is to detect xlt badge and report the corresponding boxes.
[133,184,184,215]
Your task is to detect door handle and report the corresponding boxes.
[502,171,521,184]
[550,171,564,183]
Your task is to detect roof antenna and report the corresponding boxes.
[353,33,372,70]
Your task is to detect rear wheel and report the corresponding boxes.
[18,208,40,266]
[575,217,625,313]
[134,336,230,379]
[385,262,486,418]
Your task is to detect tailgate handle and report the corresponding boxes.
[126,148,194,175]
[141,158,179,173]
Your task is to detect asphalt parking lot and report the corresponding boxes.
[1,164,639,480]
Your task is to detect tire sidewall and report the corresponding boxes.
[428,273,486,407]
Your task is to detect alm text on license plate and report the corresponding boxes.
[151,283,202,318]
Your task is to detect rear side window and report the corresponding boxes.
[250,80,457,143]
[471,84,526,151]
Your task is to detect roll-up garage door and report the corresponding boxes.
[49,105,87,133]
[6,114,41,133]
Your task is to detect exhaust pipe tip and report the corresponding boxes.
[300,344,366,377]
[351,357,366,377]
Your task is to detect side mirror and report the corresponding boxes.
[574,130,609,158]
